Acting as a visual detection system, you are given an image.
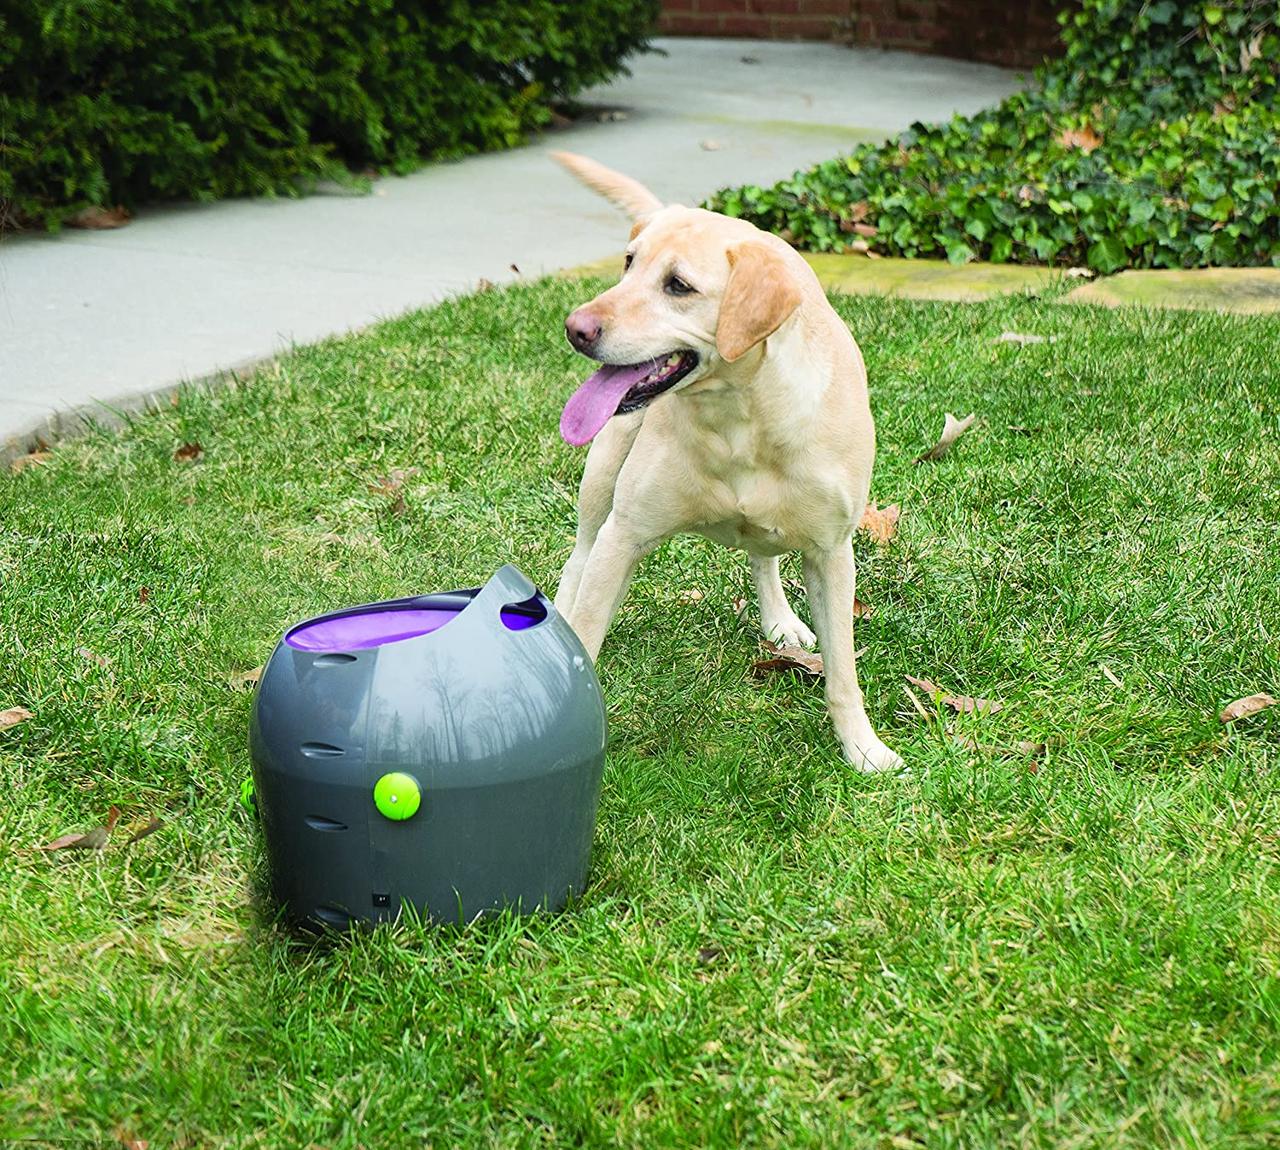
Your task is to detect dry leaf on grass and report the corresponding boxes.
[227,666,264,692]
[368,467,417,515]
[37,806,120,852]
[915,413,976,464]
[10,451,51,473]
[852,597,873,620]
[859,502,900,543]
[67,204,131,229]
[954,733,1046,759]
[732,596,750,621]
[139,586,151,604]
[1220,693,1277,723]
[752,640,824,679]
[906,675,1004,715]
[678,588,704,604]
[173,442,203,462]
[124,816,164,845]
[1056,124,1102,153]
[1,706,34,731]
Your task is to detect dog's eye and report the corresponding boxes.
[665,275,695,296]
[623,252,634,272]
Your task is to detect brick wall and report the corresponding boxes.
[657,0,1064,70]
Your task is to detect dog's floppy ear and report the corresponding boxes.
[716,243,804,363]
[551,151,664,221]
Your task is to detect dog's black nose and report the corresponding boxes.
[566,309,602,352]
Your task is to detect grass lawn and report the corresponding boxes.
[3,277,1279,1148]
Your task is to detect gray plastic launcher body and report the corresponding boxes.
[249,565,606,931]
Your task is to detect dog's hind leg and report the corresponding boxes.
[750,554,816,648]
[555,412,643,617]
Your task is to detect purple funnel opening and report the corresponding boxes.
[285,602,541,653]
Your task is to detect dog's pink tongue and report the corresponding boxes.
[560,362,652,446]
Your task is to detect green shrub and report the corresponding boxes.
[709,0,1280,272]
[0,0,658,229]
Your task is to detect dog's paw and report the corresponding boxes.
[844,736,906,775]
[763,614,817,649]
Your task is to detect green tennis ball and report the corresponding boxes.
[373,772,421,820]
[239,776,256,811]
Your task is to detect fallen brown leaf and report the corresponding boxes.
[859,502,900,543]
[139,586,151,604]
[697,945,723,965]
[227,666,264,692]
[732,596,750,620]
[115,1126,148,1149]
[173,442,203,462]
[954,733,1046,759]
[1220,693,1277,723]
[10,451,51,473]
[906,675,1004,715]
[1056,124,1102,153]
[0,706,34,731]
[915,413,976,464]
[368,468,417,515]
[852,597,873,620]
[678,588,704,604]
[752,640,824,679]
[37,807,119,852]
[124,816,164,845]
[67,204,131,229]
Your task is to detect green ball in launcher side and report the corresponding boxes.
[373,772,422,821]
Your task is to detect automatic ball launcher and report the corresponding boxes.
[246,565,606,930]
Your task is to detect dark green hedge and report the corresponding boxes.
[0,0,658,229]
[709,0,1280,272]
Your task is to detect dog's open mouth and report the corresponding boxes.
[560,351,699,446]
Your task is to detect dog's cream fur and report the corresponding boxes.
[552,152,900,772]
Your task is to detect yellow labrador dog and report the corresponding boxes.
[551,152,901,773]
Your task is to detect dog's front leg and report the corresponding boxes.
[803,539,903,773]
[564,513,658,661]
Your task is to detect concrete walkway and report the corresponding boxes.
[0,38,1017,455]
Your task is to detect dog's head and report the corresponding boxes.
[555,155,806,446]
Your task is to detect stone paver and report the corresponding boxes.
[1062,267,1280,314]
[0,38,1019,459]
